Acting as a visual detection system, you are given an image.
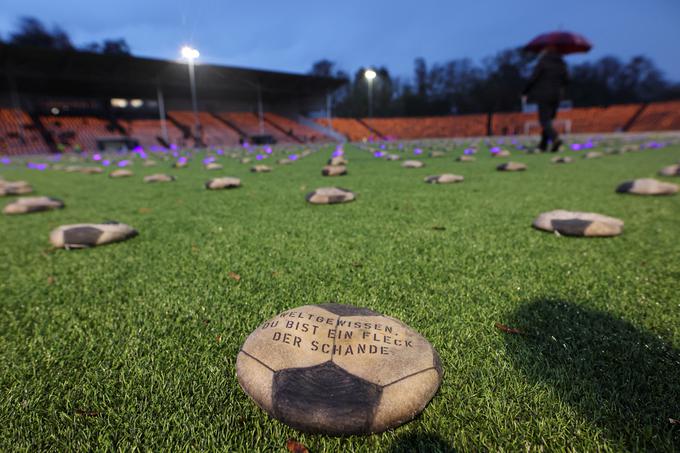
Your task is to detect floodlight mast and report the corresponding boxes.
[181,46,202,146]
[365,69,377,118]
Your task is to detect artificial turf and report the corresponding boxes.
[1,141,679,452]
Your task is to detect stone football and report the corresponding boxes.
[402,160,424,169]
[251,165,272,173]
[658,164,680,177]
[144,174,175,183]
[424,174,464,184]
[205,177,242,190]
[109,169,133,178]
[236,303,442,435]
[306,187,356,205]
[497,162,527,172]
[616,178,678,195]
[3,196,64,215]
[533,210,624,237]
[0,180,33,196]
[322,165,347,177]
[49,222,138,249]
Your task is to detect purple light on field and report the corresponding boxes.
[138,151,147,159]
[172,151,179,158]
[289,154,299,161]
[380,144,386,150]
[1,157,11,164]
[203,156,215,164]
[102,160,111,166]
[646,141,661,149]
[511,139,518,145]
[413,148,423,155]
[398,143,403,149]
[177,156,188,164]
[216,149,224,155]
[464,148,474,155]
[92,153,102,161]
[27,162,47,171]
[169,144,179,151]
[264,146,273,154]
[118,160,131,167]
[133,146,144,153]
[332,150,343,158]
[490,146,501,154]
[571,144,582,151]
[256,154,264,160]
[497,139,505,144]
[584,141,594,149]
[373,151,386,158]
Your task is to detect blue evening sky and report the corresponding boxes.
[1,0,679,80]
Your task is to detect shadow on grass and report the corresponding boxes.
[387,432,455,453]
[504,299,680,450]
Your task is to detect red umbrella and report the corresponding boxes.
[524,31,592,54]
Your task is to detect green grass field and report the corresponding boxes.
[1,142,679,452]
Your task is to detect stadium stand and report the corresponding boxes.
[168,111,242,146]
[0,108,48,155]
[265,113,331,143]
[120,118,185,148]
[628,101,680,132]
[40,115,120,151]
[555,104,641,133]
[217,112,290,143]
[362,115,488,139]
[314,118,376,141]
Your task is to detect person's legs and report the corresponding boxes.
[537,103,555,151]
[548,102,563,151]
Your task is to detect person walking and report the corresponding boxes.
[522,46,568,152]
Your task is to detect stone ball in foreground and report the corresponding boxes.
[144,174,175,183]
[205,162,223,170]
[49,222,138,249]
[386,154,401,161]
[79,167,103,174]
[251,165,272,173]
[497,162,527,172]
[236,303,442,436]
[583,151,603,159]
[3,196,64,215]
[658,164,680,177]
[306,187,355,205]
[533,210,623,237]
[401,160,424,169]
[456,155,475,162]
[109,169,133,178]
[491,149,511,157]
[205,177,241,190]
[424,174,464,184]
[322,165,347,177]
[429,151,446,158]
[616,178,678,196]
[0,180,33,196]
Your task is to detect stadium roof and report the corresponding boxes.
[0,44,346,103]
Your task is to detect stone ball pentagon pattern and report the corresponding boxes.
[306,187,355,205]
[236,303,442,435]
[424,174,464,184]
[533,210,624,237]
[497,162,527,172]
[322,165,347,177]
[3,196,64,215]
[658,164,680,177]
[401,160,424,169]
[251,165,272,173]
[144,174,175,183]
[49,222,138,249]
[0,180,33,196]
[109,169,133,178]
[205,177,242,190]
[616,178,679,195]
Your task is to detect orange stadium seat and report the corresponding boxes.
[628,101,680,132]
[121,118,185,148]
[218,112,291,143]
[40,115,121,151]
[168,111,241,146]
[362,115,488,139]
[0,108,48,155]
[265,113,331,142]
[315,118,376,141]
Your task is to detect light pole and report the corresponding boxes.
[181,45,201,145]
[364,69,377,117]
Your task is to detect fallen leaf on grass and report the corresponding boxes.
[494,322,526,336]
[138,207,152,214]
[286,439,309,453]
[228,272,241,282]
[670,418,680,425]
[216,335,222,343]
[47,276,55,285]
[75,409,100,417]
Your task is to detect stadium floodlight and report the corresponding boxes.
[181,46,200,60]
[364,69,377,117]
[180,46,202,144]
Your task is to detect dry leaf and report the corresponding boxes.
[494,322,526,335]
[138,207,152,214]
[75,409,99,417]
[228,272,241,282]
[670,418,680,425]
[47,276,55,285]
[216,335,222,343]
[286,439,309,453]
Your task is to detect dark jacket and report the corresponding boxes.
[523,52,568,103]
